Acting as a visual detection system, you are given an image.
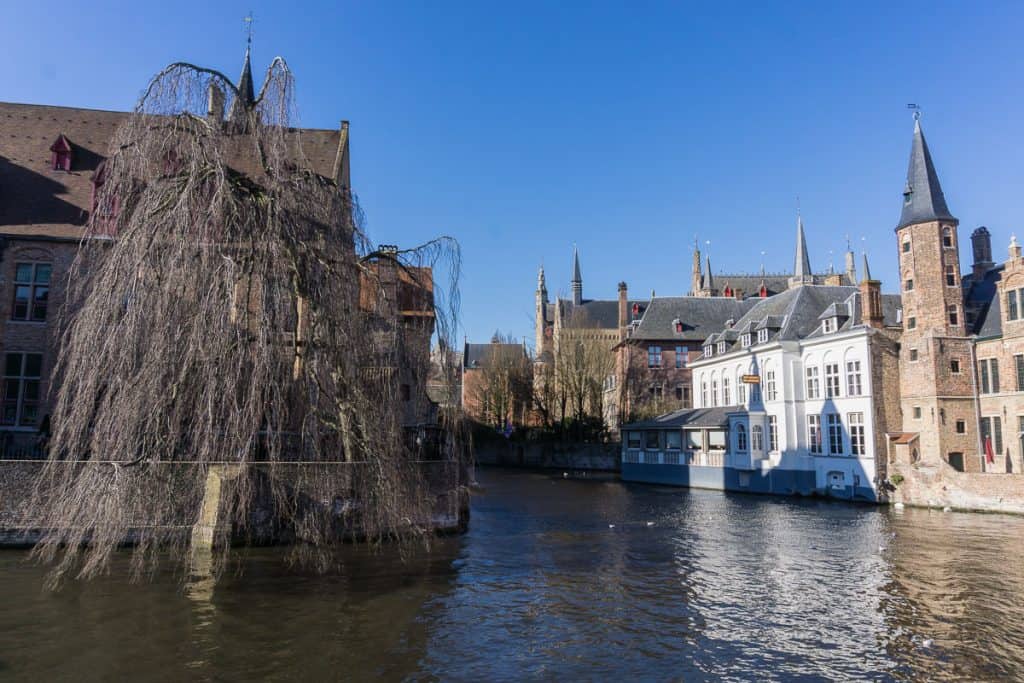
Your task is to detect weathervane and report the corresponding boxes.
[907,103,921,121]
[244,12,254,48]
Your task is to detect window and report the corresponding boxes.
[666,431,681,450]
[825,363,841,398]
[674,384,683,401]
[1017,355,1024,391]
[907,317,917,330]
[626,431,642,449]
[649,384,663,401]
[400,383,411,401]
[1011,290,1020,321]
[682,385,691,407]
[943,227,953,248]
[979,358,1000,394]
[951,359,961,374]
[945,265,956,287]
[902,239,911,253]
[711,379,719,406]
[955,420,966,434]
[708,430,726,450]
[910,349,919,362]
[704,344,713,358]
[717,341,727,355]
[768,415,778,452]
[740,334,751,348]
[846,360,862,396]
[822,318,836,334]
[674,320,683,333]
[736,423,747,451]
[827,414,843,455]
[722,377,731,405]
[645,431,660,450]
[737,382,746,404]
[50,135,73,171]
[849,412,865,456]
[808,415,822,454]
[805,366,820,399]
[2,353,42,427]
[701,381,708,407]
[913,406,922,419]
[757,329,769,344]
[981,416,1003,456]
[752,424,764,451]
[675,346,687,369]
[765,370,777,401]
[647,345,662,368]
[905,278,914,291]
[948,305,959,326]
[11,263,52,321]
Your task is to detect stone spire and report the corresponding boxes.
[844,236,857,283]
[228,44,257,130]
[861,252,873,282]
[898,116,955,230]
[790,214,813,287]
[704,254,714,293]
[571,245,583,306]
[691,237,702,296]
[537,263,547,293]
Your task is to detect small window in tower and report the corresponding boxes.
[907,317,917,330]
[955,420,966,434]
[945,265,956,287]
[913,406,922,419]
[902,239,911,253]
[904,278,914,291]
[950,359,961,373]
[943,227,954,248]
[948,305,959,326]
[910,348,919,361]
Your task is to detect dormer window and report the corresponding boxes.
[822,317,837,334]
[673,318,683,333]
[757,328,769,344]
[740,334,751,348]
[50,134,73,172]
[631,303,640,318]
[704,344,714,357]
[717,341,727,355]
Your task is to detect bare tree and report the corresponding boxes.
[26,57,465,584]
[552,310,616,432]
[468,334,532,429]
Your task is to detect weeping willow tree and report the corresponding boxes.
[26,55,466,584]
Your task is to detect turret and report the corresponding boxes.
[859,253,883,328]
[691,239,702,296]
[571,246,583,306]
[535,264,549,357]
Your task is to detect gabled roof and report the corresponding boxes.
[626,296,757,342]
[463,342,526,369]
[897,118,956,230]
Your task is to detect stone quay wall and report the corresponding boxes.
[474,440,621,472]
[890,460,1024,515]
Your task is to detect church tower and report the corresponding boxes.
[535,264,549,357]
[691,239,703,296]
[894,115,978,468]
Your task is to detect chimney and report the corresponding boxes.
[860,253,883,328]
[972,226,994,279]
[206,83,225,123]
[618,281,628,340]
[1010,234,1021,262]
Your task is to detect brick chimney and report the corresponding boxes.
[618,281,628,340]
[859,253,883,328]
[206,83,225,124]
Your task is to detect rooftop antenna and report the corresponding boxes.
[907,103,921,121]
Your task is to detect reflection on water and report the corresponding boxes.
[0,468,1022,681]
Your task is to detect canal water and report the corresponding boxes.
[1,468,1023,681]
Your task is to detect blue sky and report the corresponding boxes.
[4,2,1023,347]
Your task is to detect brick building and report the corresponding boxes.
[0,48,435,451]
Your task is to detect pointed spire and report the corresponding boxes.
[537,263,547,292]
[704,254,715,291]
[861,252,873,282]
[228,45,257,128]
[792,214,813,283]
[898,116,955,230]
[571,245,583,305]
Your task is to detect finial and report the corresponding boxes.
[907,103,921,122]
[244,12,254,48]
[796,196,801,217]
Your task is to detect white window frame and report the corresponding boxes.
[808,415,822,454]
[806,366,820,399]
[846,360,862,396]
[740,334,751,348]
[825,362,841,398]
[849,412,865,456]
[757,329,769,344]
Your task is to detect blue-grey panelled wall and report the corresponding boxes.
[620,462,877,502]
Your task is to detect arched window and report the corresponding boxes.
[752,425,764,451]
[736,424,747,451]
[943,227,953,248]
[701,381,708,407]
[711,379,719,406]
[722,377,731,405]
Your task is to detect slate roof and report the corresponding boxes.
[621,406,734,431]
[963,264,1004,338]
[626,296,757,342]
[0,101,348,240]
[463,342,527,369]
[897,119,956,230]
[696,285,902,354]
[560,298,645,329]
